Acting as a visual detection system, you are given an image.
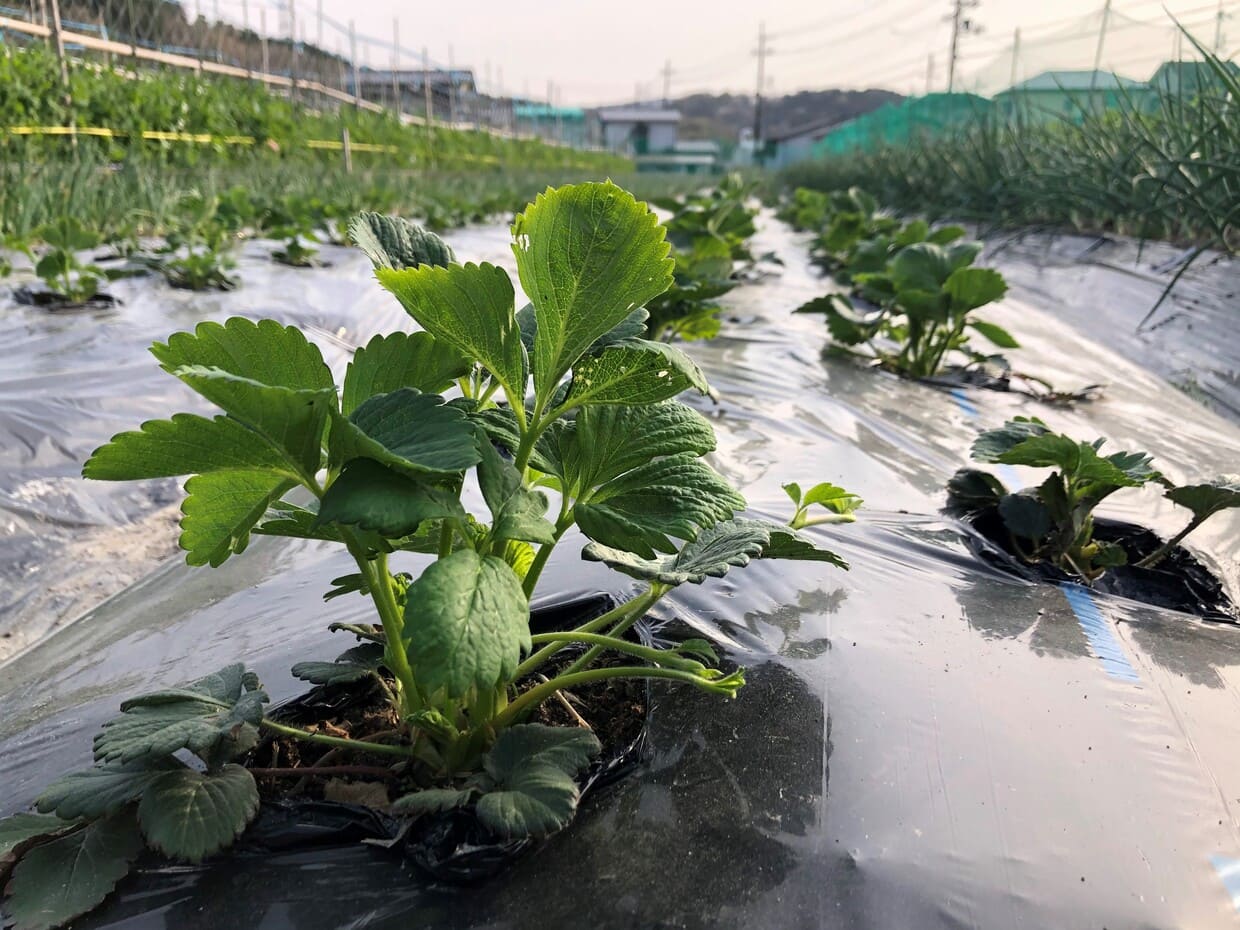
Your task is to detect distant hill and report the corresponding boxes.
[673,89,904,142]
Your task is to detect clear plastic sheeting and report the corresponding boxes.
[2,215,1240,929]
[987,232,1240,425]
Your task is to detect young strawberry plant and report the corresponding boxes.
[949,417,1240,582]
[0,182,851,930]
[797,238,1016,379]
[643,175,764,341]
[17,217,117,307]
[153,192,242,291]
[783,482,863,529]
[272,235,321,268]
[644,237,737,341]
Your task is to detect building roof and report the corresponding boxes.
[1149,59,1240,85]
[997,70,1145,94]
[354,68,474,88]
[765,115,846,144]
[674,139,721,154]
[594,106,680,123]
[513,103,585,119]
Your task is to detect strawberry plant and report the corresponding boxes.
[949,417,1240,581]
[153,192,241,291]
[20,217,116,306]
[642,175,763,341]
[271,236,321,268]
[797,238,1016,379]
[0,182,850,929]
[644,237,737,341]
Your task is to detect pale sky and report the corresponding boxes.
[223,0,1234,102]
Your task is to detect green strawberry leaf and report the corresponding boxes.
[349,212,456,269]
[328,388,481,478]
[4,812,144,930]
[511,181,673,401]
[374,262,526,405]
[318,458,465,538]
[342,332,470,415]
[403,550,530,699]
[136,764,260,862]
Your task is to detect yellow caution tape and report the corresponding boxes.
[3,126,397,154]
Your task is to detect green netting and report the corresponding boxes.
[813,93,996,155]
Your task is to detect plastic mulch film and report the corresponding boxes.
[1,216,1239,929]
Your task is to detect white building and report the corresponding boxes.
[588,105,680,155]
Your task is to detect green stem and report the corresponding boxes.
[521,508,574,598]
[339,532,419,715]
[260,718,412,759]
[529,631,703,670]
[494,665,740,729]
[544,587,664,681]
[514,587,660,679]
[1135,514,1206,569]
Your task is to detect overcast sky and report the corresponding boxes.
[230,0,1234,102]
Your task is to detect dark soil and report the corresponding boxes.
[955,506,1236,620]
[248,642,648,808]
[14,286,118,312]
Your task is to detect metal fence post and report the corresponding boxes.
[391,19,401,113]
[125,0,139,63]
[260,7,269,76]
[423,45,433,128]
[342,126,352,173]
[98,14,111,67]
[47,0,68,89]
[288,0,299,102]
[349,20,361,109]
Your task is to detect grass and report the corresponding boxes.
[779,37,1239,259]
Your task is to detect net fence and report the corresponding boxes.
[0,0,574,140]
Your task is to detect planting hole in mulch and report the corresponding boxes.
[14,286,119,312]
[953,502,1236,621]
[237,596,652,880]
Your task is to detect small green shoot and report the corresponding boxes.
[783,482,863,529]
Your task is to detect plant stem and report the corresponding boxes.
[250,765,399,779]
[1135,515,1206,569]
[521,509,574,598]
[556,585,667,681]
[260,719,412,759]
[494,665,736,729]
[514,587,660,679]
[339,532,419,715]
[528,631,699,668]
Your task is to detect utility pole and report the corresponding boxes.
[752,21,770,162]
[1090,0,1111,97]
[315,0,322,49]
[925,53,934,94]
[448,45,457,126]
[241,0,251,74]
[423,46,433,128]
[661,59,672,106]
[391,19,400,112]
[260,6,269,75]
[1213,0,1225,53]
[1010,27,1020,88]
[349,20,360,108]
[946,0,979,93]
[288,0,298,100]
